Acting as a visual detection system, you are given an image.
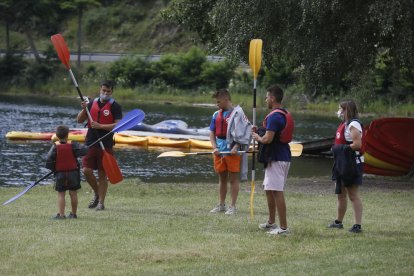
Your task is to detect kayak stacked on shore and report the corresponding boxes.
[363,117,414,176]
[5,117,413,177]
[6,129,212,149]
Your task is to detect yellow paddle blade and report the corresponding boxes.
[249,39,263,79]
[289,143,304,157]
[157,151,187,158]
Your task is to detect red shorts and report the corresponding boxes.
[82,147,113,170]
[213,154,241,173]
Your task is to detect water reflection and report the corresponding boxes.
[0,95,337,187]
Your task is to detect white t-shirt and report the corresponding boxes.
[345,120,364,163]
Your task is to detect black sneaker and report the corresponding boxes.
[53,213,66,220]
[328,220,343,229]
[68,212,77,219]
[349,224,362,233]
[88,194,99,208]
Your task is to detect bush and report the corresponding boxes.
[0,54,27,88]
[108,47,236,90]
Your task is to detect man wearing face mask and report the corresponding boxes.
[77,80,122,211]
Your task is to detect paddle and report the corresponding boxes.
[157,151,247,158]
[88,109,145,148]
[157,144,303,158]
[51,33,122,184]
[249,39,263,220]
[2,172,53,205]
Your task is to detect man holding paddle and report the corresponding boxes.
[77,80,123,211]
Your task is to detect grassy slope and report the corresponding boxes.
[0,0,199,54]
[0,178,413,275]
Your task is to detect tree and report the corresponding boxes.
[164,0,414,98]
[61,0,101,68]
[7,0,63,63]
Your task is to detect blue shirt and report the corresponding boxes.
[210,110,232,152]
[266,111,291,162]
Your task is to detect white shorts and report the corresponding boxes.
[263,161,291,191]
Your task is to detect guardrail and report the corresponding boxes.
[0,50,226,63]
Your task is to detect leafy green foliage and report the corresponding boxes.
[109,47,236,89]
[165,0,414,101]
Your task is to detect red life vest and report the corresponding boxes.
[334,123,347,145]
[55,141,78,172]
[215,109,232,139]
[88,98,115,127]
[262,108,294,143]
[334,120,365,155]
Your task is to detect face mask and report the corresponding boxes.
[336,110,344,121]
[100,93,111,101]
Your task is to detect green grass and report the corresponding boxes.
[1,178,413,275]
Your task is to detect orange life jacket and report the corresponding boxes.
[55,141,78,171]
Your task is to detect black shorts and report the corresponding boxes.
[54,170,81,192]
[333,163,363,194]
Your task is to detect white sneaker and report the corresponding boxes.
[259,222,278,231]
[267,227,290,235]
[210,204,227,213]
[225,206,237,215]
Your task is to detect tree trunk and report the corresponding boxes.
[25,30,41,63]
[77,7,83,69]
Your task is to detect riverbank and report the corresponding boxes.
[1,177,412,275]
[2,90,413,117]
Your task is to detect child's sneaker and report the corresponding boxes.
[259,222,278,231]
[225,206,237,215]
[267,227,290,235]
[68,212,77,219]
[328,220,344,229]
[209,204,227,213]
[53,213,66,220]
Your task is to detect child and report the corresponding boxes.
[46,125,88,219]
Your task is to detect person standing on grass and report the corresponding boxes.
[77,80,122,211]
[329,99,364,233]
[46,125,88,219]
[252,85,294,235]
[209,88,246,215]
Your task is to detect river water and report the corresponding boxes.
[0,95,339,187]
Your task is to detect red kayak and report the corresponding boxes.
[365,117,414,161]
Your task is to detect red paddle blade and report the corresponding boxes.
[51,34,71,69]
[102,151,123,184]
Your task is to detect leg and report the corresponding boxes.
[57,191,65,216]
[83,167,98,194]
[218,171,228,206]
[274,191,287,229]
[336,185,348,222]
[97,169,108,204]
[346,185,363,225]
[69,190,78,215]
[266,190,276,224]
[228,172,239,207]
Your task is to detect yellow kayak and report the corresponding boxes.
[189,139,213,149]
[364,152,407,172]
[6,131,54,140]
[147,136,191,148]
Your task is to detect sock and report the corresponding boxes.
[335,220,342,224]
